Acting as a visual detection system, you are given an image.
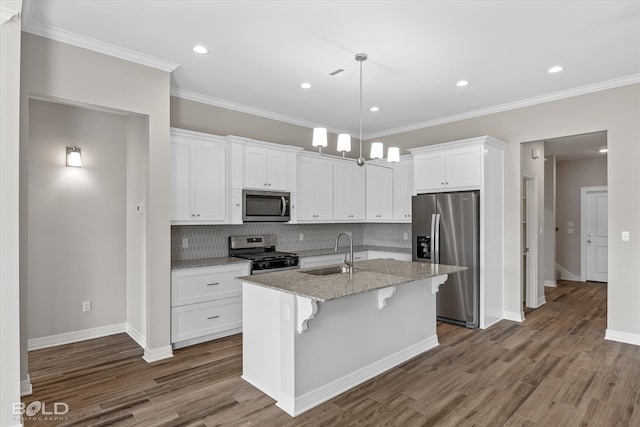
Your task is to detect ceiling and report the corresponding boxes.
[22,1,640,141]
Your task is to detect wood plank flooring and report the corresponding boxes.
[22,280,640,426]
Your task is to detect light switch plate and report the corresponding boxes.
[567,221,574,227]
[622,231,630,242]
[568,228,574,235]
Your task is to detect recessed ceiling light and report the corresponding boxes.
[548,65,564,74]
[370,106,380,112]
[599,148,608,153]
[300,82,312,89]
[456,80,469,87]
[193,45,208,54]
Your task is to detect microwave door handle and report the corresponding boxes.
[281,196,287,217]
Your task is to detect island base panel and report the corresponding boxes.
[242,276,445,416]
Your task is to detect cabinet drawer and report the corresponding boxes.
[171,264,249,307]
[171,297,242,343]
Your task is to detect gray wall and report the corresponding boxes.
[27,99,127,339]
[556,157,608,276]
[20,32,171,357]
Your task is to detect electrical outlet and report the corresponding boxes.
[82,300,91,312]
[622,231,630,242]
[299,233,304,242]
[568,228,574,235]
[182,238,189,248]
[403,232,408,240]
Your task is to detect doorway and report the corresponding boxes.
[522,175,538,308]
[582,187,608,282]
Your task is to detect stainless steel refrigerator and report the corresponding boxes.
[412,191,480,328]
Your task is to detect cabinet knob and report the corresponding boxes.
[197,214,200,217]
[264,183,268,186]
[268,183,272,186]
[191,214,195,217]
[236,203,240,207]
[446,182,449,185]
[441,182,444,185]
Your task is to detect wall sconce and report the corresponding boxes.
[66,146,82,167]
[531,148,541,159]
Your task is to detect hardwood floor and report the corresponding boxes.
[22,280,640,426]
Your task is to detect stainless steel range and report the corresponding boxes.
[229,235,299,275]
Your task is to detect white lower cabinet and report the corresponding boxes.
[171,263,249,348]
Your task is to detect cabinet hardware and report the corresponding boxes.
[206,282,220,286]
[207,315,220,320]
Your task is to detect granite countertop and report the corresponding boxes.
[237,259,466,302]
[171,256,250,270]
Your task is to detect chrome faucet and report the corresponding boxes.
[335,231,354,273]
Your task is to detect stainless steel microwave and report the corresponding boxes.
[242,190,290,222]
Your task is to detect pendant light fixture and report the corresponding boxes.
[312,53,400,166]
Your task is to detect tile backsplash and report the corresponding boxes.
[171,222,411,261]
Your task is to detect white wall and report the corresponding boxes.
[556,157,607,277]
[20,33,171,360]
[27,99,127,339]
[1,1,24,424]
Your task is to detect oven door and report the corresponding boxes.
[243,190,290,222]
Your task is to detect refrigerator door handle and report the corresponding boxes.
[430,213,436,263]
[434,213,441,264]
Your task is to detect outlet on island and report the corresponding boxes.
[299,233,304,242]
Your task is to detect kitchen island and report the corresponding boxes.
[238,258,465,416]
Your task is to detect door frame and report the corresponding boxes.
[580,186,608,282]
[522,174,539,308]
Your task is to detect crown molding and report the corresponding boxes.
[1,6,20,24]
[170,87,350,136]
[365,74,640,140]
[21,22,180,72]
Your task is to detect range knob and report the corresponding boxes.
[285,258,297,266]
[259,261,270,270]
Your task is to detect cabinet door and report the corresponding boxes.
[349,165,366,220]
[445,147,481,188]
[230,189,242,224]
[333,162,351,221]
[314,159,334,220]
[266,151,289,190]
[378,166,393,220]
[193,143,226,221]
[414,152,445,192]
[393,162,412,221]
[296,156,315,220]
[170,141,193,221]
[366,165,392,220]
[244,146,268,189]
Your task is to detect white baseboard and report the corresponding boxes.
[544,280,557,287]
[28,323,126,351]
[555,263,581,282]
[21,375,32,396]
[537,295,547,307]
[143,345,174,363]
[503,310,525,322]
[275,336,439,417]
[125,323,146,349]
[605,329,640,346]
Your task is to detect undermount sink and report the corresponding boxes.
[302,265,354,276]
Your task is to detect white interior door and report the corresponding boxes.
[585,189,608,282]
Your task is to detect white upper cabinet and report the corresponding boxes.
[297,154,334,221]
[244,145,292,191]
[170,129,227,224]
[365,164,393,221]
[334,161,366,221]
[410,141,481,193]
[392,159,413,222]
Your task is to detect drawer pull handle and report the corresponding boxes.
[207,282,220,286]
[207,315,220,320]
